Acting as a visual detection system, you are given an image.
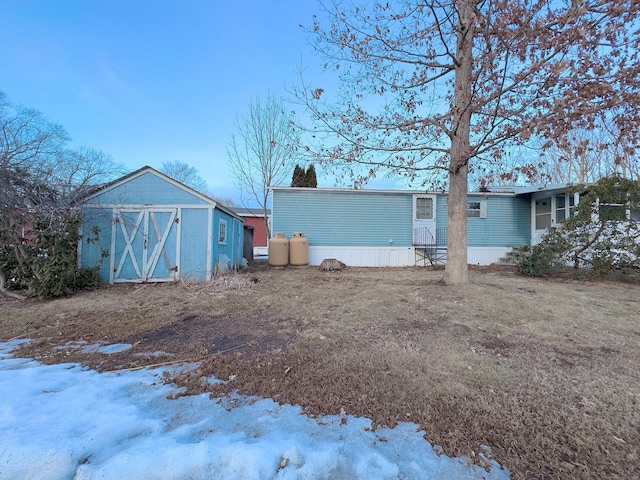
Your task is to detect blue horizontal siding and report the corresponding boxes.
[272,189,414,247]
[273,188,532,250]
[438,194,531,247]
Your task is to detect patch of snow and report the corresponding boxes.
[53,341,133,355]
[54,340,88,351]
[0,341,510,480]
[96,343,132,354]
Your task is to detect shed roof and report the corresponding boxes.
[82,166,243,221]
[233,207,271,217]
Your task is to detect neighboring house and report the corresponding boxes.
[270,184,582,267]
[233,208,270,256]
[79,166,244,283]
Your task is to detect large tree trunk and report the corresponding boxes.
[444,165,469,285]
[443,0,474,286]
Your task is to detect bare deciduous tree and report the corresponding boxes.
[160,160,208,193]
[0,92,124,298]
[295,0,640,284]
[53,147,127,199]
[228,93,299,239]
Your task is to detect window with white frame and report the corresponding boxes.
[599,189,629,222]
[218,220,227,244]
[600,193,640,222]
[416,197,433,219]
[554,193,577,222]
[467,201,487,218]
[599,202,627,221]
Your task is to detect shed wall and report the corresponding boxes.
[180,208,210,281]
[87,171,210,206]
[79,207,113,282]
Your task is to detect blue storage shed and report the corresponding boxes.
[79,166,244,283]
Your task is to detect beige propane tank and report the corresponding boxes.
[289,232,309,267]
[268,233,289,268]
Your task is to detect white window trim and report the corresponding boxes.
[218,219,227,245]
[467,200,487,219]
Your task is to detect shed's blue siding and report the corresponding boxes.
[180,208,210,281]
[212,211,244,270]
[80,167,243,283]
[272,189,413,247]
[79,207,113,281]
[87,171,209,206]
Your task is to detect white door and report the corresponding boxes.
[531,193,576,244]
[532,196,552,244]
[111,208,179,283]
[412,195,437,245]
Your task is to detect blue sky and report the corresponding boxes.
[1,1,332,204]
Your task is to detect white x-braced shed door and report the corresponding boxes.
[110,208,179,283]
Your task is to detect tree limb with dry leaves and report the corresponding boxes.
[293,0,640,284]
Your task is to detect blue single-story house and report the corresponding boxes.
[78,166,244,283]
[269,184,580,266]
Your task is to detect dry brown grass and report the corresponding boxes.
[1,266,639,479]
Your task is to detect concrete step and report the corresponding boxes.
[494,247,530,266]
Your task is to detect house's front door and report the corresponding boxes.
[111,208,179,283]
[412,195,437,245]
[533,196,552,243]
[532,193,576,244]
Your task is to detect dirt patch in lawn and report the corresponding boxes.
[2,265,639,479]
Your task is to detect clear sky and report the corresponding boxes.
[0,0,331,204]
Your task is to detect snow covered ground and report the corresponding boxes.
[0,340,510,479]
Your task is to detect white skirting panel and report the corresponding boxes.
[467,247,512,266]
[254,246,268,256]
[308,246,512,267]
[309,246,415,267]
